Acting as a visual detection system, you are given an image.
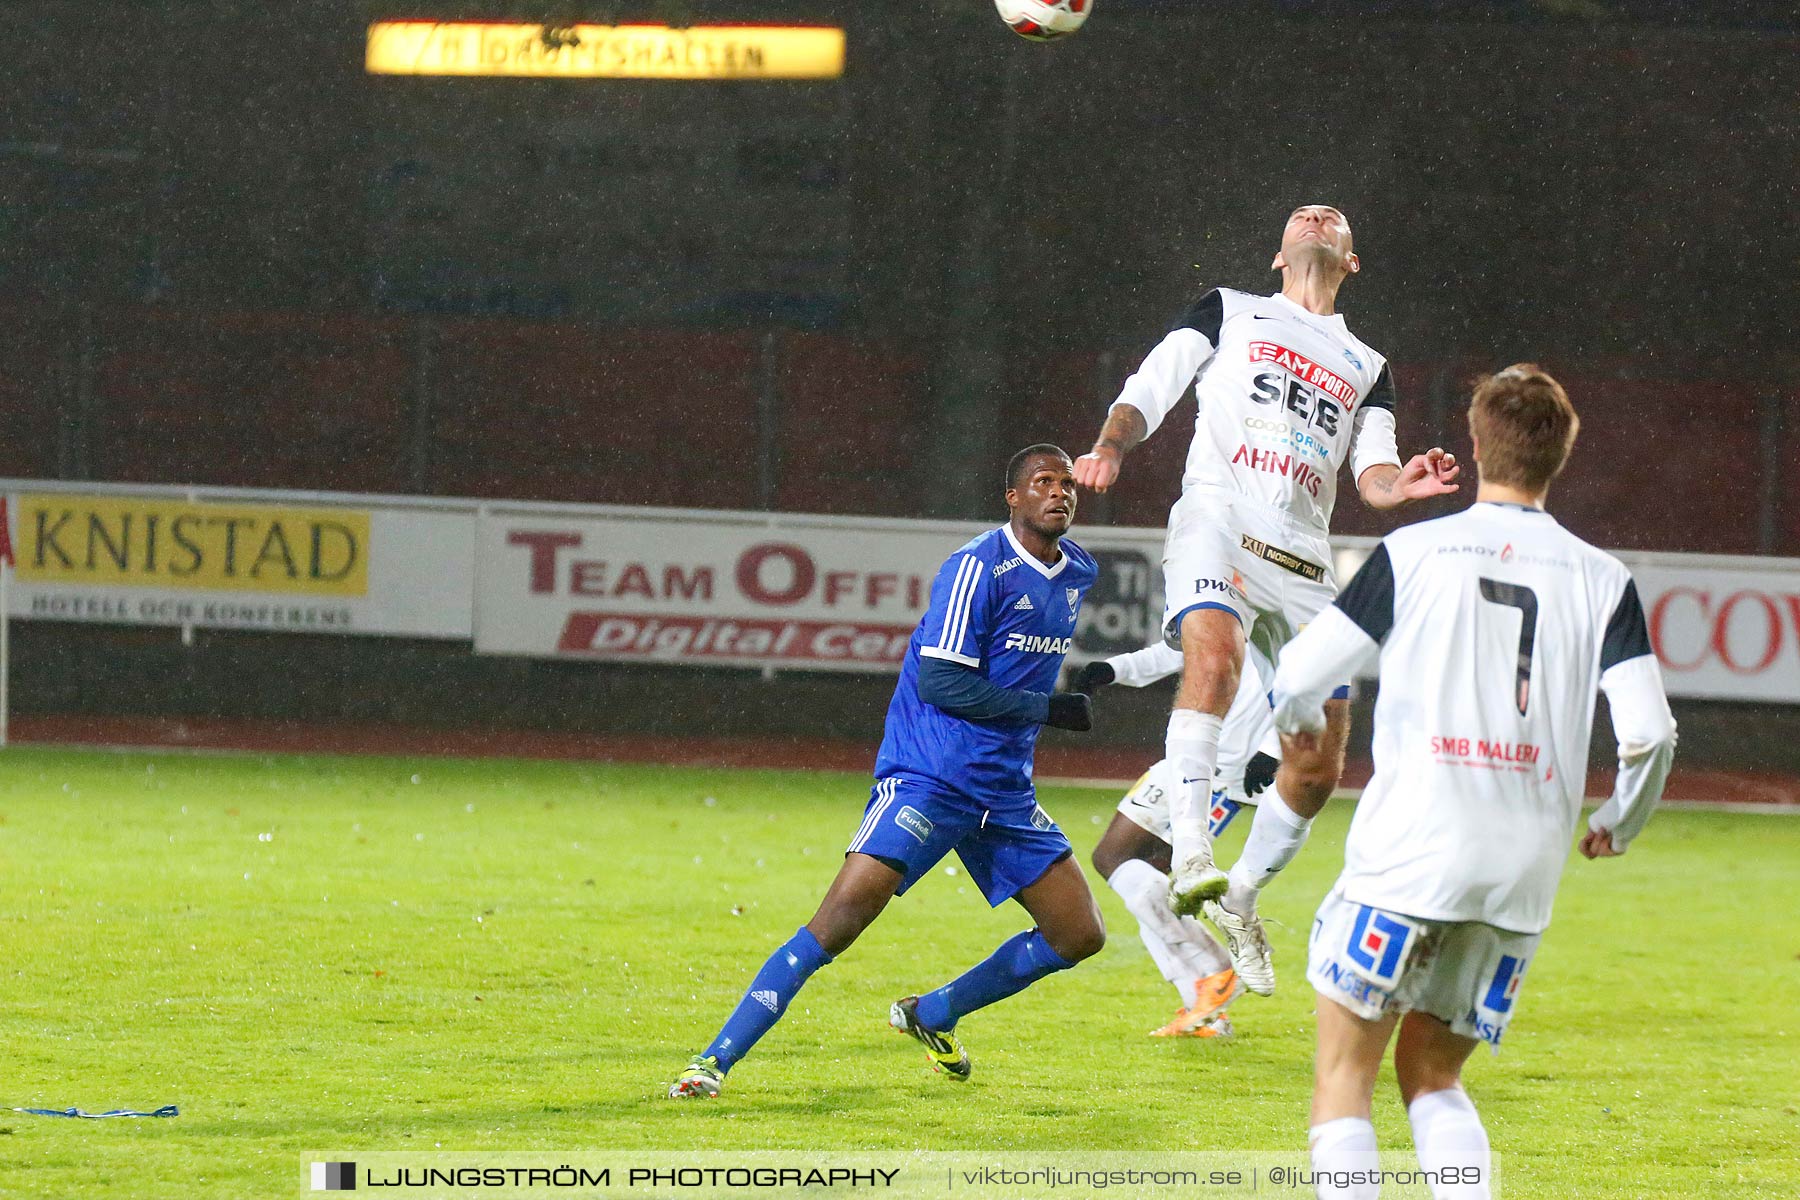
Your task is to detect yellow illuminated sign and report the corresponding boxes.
[366,22,845,80]
[15,495,370,597]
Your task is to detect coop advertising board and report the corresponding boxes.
[0,486,474,639]
[471,506,1167,672]
[1628,558,1800,704]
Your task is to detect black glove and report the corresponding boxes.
[1243,750,1280,797]
[1045,692,1093,732]
[1072,660,1116,693]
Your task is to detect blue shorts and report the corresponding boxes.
[847,776,1073,907]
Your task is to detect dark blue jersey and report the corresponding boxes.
[874,525,1098,804]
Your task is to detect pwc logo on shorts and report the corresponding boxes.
[1002,633,1073,654]
[1345,905,1421,988]
[1192,576,1246,602]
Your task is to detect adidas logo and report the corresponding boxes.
[752,990,779,1014]
[1013,595,1034,611]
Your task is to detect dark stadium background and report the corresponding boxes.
[1,1,1795,775]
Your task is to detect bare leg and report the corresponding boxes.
[1310,993,1397,1200]
[1274,696,1353,821]
[1224,697,1352,917]
[1091,812,1172,878]
[805,852,905,956]
[1013,855,1106,964]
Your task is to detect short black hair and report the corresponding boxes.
[1006,443,1072,492]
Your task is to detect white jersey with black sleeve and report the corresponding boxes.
[1112,287,1401,537]
[1270,501,1677,935]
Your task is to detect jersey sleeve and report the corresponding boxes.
[1270,605,1379,735]
[1104,642,1186,687]
[1110,290,1225,439]
[1589,574,1676,851]
[1349,366,1402,480]
[1332,543,1397,644]
[1599,578,1653,671]
[916,551,996,669]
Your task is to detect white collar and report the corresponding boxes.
[1002,523,1068,579]
[1271,291,1347,327]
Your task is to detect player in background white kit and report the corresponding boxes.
[1079,643,1283,1036]
[1074,205,1460,994]
[1272,367,1676,1200]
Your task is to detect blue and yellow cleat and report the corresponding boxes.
[889,996,971,1080]
[667,1053,725,1099]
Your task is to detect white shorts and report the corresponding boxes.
[1307,887,1540,1048]
[1161,487,1337,673]
[1117,759,1251,844]
[1114,656,1275,843]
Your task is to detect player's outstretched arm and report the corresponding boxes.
[1356,449,1460,510]
[1077,641,1184,691]
[1074,404,1146,494]
[918,657,1093,731]
[1076,315,1218,493]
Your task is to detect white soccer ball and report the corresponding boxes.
[994,0,1093,41]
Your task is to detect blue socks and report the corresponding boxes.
[700,926,1073,1071]
[914,929,1073,1032]
[703,927,833,1072]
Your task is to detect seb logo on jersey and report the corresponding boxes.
[1246,342,1359,433]
[1236,342,1360,497]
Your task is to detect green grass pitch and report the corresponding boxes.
[0,747,1795,1198]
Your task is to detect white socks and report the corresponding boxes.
[1165,709,1224,859]
[1309,1116,1381,1199]
[1225,789,1312,913]
[1106,859,1231,1005]
[1308,1093,1491,1200]
[1408,1089,1492,1198]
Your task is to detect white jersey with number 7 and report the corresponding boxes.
[1271,501,1677,935]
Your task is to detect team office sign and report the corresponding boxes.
[472,507,1163,672]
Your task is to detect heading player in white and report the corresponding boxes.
[1274,366,1676,1199]
[1073,205,1459,991]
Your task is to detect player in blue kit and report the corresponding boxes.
[669,445,1104,1098]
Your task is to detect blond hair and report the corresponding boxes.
[1468,364,1579,492]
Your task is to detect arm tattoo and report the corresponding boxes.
[1095,405,1148,457]
[1361,464,1403,507]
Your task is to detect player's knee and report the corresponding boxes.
[1090,839,1130,881]
[1046,915,1106,964]
[1396,1064,1465,1107]
[1058,926,1106,964]
[1281,754,1344,810]
[1179,656,1238,711]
